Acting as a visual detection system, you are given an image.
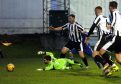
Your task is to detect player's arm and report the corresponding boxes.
[110,12,116,28]
[85,23,97,44]
[87,17,100,37]
[77,24,86,34]
[106,16,111,29]
[87,24,96,37]
[107,12,116,30]
[46,52,57,60]
[85,17,101,44]
[49,26,63,31]
[49,23,68,31]
[37,51,56,60]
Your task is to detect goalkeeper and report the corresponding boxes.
[37,51,82,71]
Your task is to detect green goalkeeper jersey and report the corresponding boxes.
[44,52,75,71]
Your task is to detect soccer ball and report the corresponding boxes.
[6,63,15,72]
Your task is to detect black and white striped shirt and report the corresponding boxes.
[109,10,121,36]
[88,15,110,37]
[62,22,84,42]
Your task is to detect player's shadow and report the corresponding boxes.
[102,75,121,84]
[62,68,121,78]
[62,69,121,84]
[105,75,121,79]
[62,68,99,77]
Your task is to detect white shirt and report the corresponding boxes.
[94,15,110,35]
[109,10,121,36]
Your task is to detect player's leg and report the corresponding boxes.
[78,42,88,68]
[101,52,118,76]
[100,36,119,76]
[94,49,115,76]
[84,43,102,68]
[60,47,69,58]
[100,47,117,68]
[69,48,83,68]
[99,36,116,63]
[106,36,121,76]
[83,43,93,57]
[114,36,121,65]
[78,51,88,68]
[93,36,107,67]
[99,36,117,67]
[87,44,103,68]
[116,53,121,65]
[105,53,120,76]
[60,40,73,58]
[69,48,77,60]
[101,52,114,67]
[93,51,106,67]
[69,51,74,60]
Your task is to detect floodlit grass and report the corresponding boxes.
[0,41,121,84]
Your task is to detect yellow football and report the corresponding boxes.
[6,63,15,72]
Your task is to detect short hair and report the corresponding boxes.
[69,14,75,18]
[109,1,118,8]
[95,6,102,11]
[44,56,51,61]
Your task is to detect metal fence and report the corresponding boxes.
[0,0,121,34]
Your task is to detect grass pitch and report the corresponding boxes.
[0,41,121,84]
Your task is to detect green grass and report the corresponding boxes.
[0,41,121,84]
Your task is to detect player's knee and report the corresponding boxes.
[99,49,106,55]
[61,50,67,54]
[61,47,69,54]
[116,60,121,65]
[93,51,99,58]
[79,51,85,58]
[92,54,96,58]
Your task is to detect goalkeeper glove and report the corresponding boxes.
[37,51,46,55]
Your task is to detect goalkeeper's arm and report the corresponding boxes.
[37,51,56,60]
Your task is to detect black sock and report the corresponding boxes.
[94,55,105,66]
[102,53,114,66]
[60,53,66,58]
[94,60,102,69]
[82,57,88,66]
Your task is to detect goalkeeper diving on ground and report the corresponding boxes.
[37,51,82,71]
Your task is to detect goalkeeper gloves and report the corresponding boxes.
[37,51,46,55]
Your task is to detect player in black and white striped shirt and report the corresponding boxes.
[85,6,118,73]
[49,14,89,68]
[98,1,121,75]
[62,22,83,43]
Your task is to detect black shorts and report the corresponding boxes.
[94,34,109,51]
[65,40,83,51]
[107,36,121,53]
